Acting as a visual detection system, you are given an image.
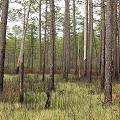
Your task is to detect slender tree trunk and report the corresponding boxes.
[104,0,113,104]
[14,34,16,68]
[118,0,120,75]
[113,0,118,82]
[99,22,102,75]
[78,37,81,79]
[31,28,33,69]
[0,0,9,91]
[54,18,56,74]
[39,0,42,73]
[19,2,31,102]
[63,25,66,78]
[73,0,77,74]
[64,0,70,81]
[88,0,93,83]
[46,46,49,67]
[42,0,47,81]
[93,31,98,76]
[101,0,105,90]
[68,0,70,74]
[84,0,88,76]
[50,0,55,90]
[27,50,31,69]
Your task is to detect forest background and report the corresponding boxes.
[0,0,100,73]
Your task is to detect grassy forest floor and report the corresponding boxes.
[0,73,120,120]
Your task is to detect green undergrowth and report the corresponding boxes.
[0,74,120,120]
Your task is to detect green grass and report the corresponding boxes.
[0,74,120,120]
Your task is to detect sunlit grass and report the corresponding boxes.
[0,74,120,119]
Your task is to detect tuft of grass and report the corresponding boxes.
[0,74,120,119]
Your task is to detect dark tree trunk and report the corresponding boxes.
[20,54,24,102]
[31,28,33,69]
[104,0,113,104]
[49,0,55,90]
[68,2,70,74]
[63,25,66,78]
[73,0,77,74]
[118,0,120,75]
[99,23,102,75]
[39,0,42,73]
[113,0,118,82]
[42,0,47,81]
[63,0,70,81]
[101,0,105,90]
[0,0,9,91]
[88,0,93,83]
[46,45,49,67]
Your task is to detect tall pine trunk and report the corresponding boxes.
[73,0,77,74]
[50,0,55,90]
[118,0,120,75]
[42,0,47,81]
[101,0,105,90]
[88,0,93,83]
[0,0,9,91]
[84,0,88,76]
[104,0,113,104]
[113,0,118,82]
[64,0,70,81]
[39,0,42,73]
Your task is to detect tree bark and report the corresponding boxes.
[42,0,47,81]
[101,0,105,90]
[118,0,120,75]
[84,0,88,76]
[99,22,102,75]
[113,0,118,82]
[73,0,77,74]
[0,0,9,91]
[39,0,42,73]
[64,0,70,81]
[88,0,93,83]
[104,0,113,104]
[50,0,55,90]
